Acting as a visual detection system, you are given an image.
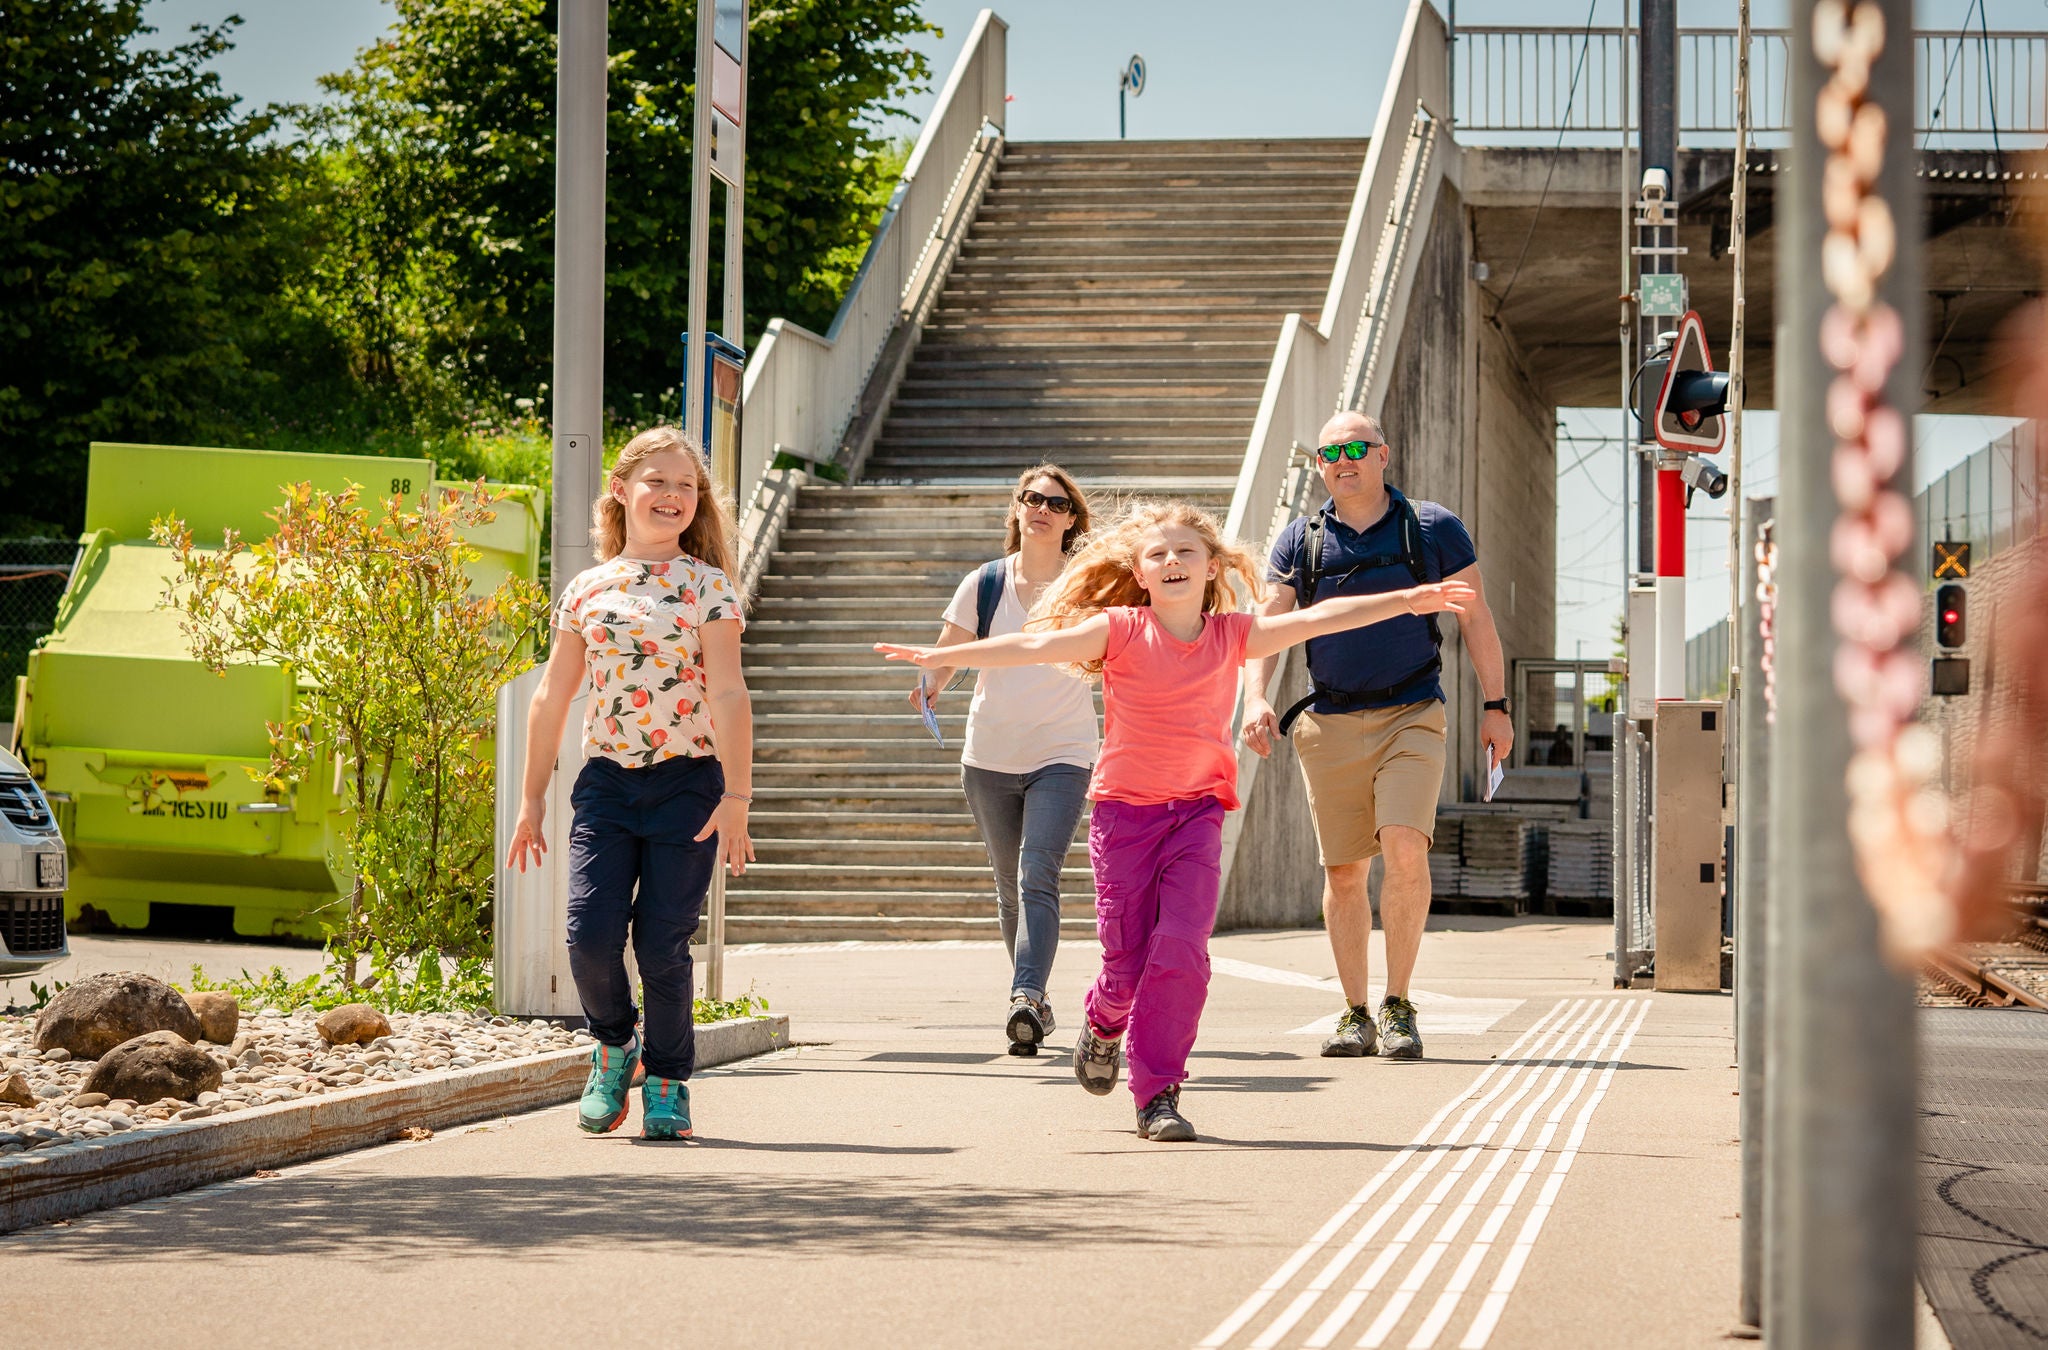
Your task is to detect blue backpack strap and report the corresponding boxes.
[974,558,1006,640]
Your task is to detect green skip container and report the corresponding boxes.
[13,442,542,939]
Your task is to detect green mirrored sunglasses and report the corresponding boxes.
[1317,439,1384,463]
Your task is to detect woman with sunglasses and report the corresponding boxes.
[910,464,1099,1054]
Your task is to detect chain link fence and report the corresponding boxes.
[0,540,77,705]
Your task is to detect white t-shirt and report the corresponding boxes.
[940,555,1100,775]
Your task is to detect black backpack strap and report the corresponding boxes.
[974,558,1006,640]
[1276,490,1446,737]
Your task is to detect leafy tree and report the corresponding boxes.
[313,0,937,416]
[0,1,297,531]
[155,483,549,990]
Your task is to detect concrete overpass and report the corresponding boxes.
[1463,145,2047,414]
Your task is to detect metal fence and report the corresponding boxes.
[1453,26,2045,143]
[1918,420,2043,571]
[0,540,76,704]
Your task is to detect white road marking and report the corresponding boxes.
[1197,999,1580,1349]
[1452,1001,1652,1349]
[1197,997,1654,1350]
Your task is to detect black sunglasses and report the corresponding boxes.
[1318,439,1385,463]
[1017,489,1076,515]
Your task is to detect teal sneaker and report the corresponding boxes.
[641,1075,692,1141]
[577,1037,641,1134]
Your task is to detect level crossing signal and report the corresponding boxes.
[1932,581,1970,696]
[1649,310,1730,451]
[1935,584,1967,649]
[1931,540,1971,579]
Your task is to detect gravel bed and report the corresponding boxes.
[0,1009,591,1156]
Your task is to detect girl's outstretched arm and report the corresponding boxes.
[877,613,1112,671]
[1242,581,1475,661]
[507,628,588,872]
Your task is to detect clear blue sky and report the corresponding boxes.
[143,0,2041,654]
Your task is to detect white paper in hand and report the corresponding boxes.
[1484,747,1504,803]
[918,676,944,748]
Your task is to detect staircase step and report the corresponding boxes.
[735,861,1094,891]
[721,913,1100,942]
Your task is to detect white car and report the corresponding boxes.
[0,746,68,976]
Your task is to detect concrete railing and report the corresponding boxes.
[733,9,1007,592]
[1216,0,1453,902]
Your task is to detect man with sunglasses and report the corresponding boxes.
[1240,411,1513,1061]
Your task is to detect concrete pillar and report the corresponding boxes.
[551,0,607,597]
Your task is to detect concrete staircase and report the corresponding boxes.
[729,139,1364,941]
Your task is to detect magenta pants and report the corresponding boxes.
[1081,796,1226,1105]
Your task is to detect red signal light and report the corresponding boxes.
[1942,608,1960,624]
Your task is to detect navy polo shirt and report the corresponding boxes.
[1266,491,1477,712]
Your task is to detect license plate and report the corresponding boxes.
[36,853,63,888]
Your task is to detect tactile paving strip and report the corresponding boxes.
[1920,1008,2048,1348]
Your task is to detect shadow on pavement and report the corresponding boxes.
[20,1172,1231,1262]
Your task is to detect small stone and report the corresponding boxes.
[315,1004,393,1047]
[42,1047,72,1063]
[70,1093,109,1108]
[184,992,239,1044]
[0,1073,33,1107]
[236,1048,263,1069]
[33,973,202,1060]
[81,1032,224,1105]
[196,1091,220,1106]
[105,1115,133,1130]
[34,1083,65,1100]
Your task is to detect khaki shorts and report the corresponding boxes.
[1293,700,1448,866]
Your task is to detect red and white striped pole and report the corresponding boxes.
[1657,463,1687,699]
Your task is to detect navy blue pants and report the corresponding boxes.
[565,753,722,1081]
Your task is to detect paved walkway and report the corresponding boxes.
[3,918,1740,1349]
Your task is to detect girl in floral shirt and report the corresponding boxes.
[507,426,754,1141]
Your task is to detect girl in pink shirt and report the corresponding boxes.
[879,502,1471,1142]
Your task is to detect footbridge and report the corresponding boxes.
[726,3,2048,940]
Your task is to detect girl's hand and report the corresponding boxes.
[696,796,757,876]
[506,799,547,873]
[875,642,942,668]
[907,680,938,713]
[1405,581,1477,616]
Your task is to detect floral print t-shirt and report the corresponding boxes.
[554,554,743,767]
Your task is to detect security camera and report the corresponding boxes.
[1679,454,1729,500]
[1639,168,1670,202]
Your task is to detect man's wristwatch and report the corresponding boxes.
[1483,697,1512,715]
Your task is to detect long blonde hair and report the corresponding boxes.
[1003,462,1092,555]
[1030,501,1268,677]
[591,426,737,576]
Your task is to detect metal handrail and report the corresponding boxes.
[1214,0,1453,899]
[734,10,1008,518]
[1453,25,2047,138]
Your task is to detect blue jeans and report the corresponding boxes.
[565,753,722,1081]
[960,763,1091,1003]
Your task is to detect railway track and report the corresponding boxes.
[1919,888,2048,1011]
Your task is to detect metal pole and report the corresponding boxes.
[683,0,716,451]
[1771,4,1919,1343]
[550,0,608,599]
[1728,1,1751,697]
[1736,495,1771,1334]
[1637,0,1676,578]
[1119,79,1126,140]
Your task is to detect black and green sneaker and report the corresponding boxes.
[1319,1004,1379,1058]
[1378,994,1424,1059]
[1072,1021,1123,1095]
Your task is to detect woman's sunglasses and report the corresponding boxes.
[1318,439,1385,463]
[1017,489,1076,515]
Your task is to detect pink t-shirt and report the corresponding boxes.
[1090,606,1255,810]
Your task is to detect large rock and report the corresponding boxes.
[34,972,203,1059]
[184,991,240,1043]
[0,1073,33,1107]
[80,1032,222,1105]
[316,1003,392,1047]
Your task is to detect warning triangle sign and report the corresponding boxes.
[1653,310,1728,452]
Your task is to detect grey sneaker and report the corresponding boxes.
[1320,1005,1379,1058]
[1006,996,1049,1056]
[1378,994,1424,1059]
[1072,1021,1123,1096]
[1136,1085,1196,1142]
